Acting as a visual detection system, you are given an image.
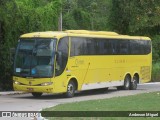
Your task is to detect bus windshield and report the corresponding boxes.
[14,38,57,78]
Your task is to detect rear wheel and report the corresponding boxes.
[65,81,75,98]
[117,75,131,90]
[130,76,138,90]
[123,75,131,90]
[31,92,42,98]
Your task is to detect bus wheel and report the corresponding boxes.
[123,75,131,90]
[31,92,42,98]
[130,76,138,90]
[65,81,75,98]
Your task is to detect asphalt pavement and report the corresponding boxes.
[0,82,160,120]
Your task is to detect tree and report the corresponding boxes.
[62,0,91,30]
[0,0,18,90]
[62,0,111,30]
[109,0,160,35]
[0,0,61,90]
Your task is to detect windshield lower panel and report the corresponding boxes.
[14,38,57,78]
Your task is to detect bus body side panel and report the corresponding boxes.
[80,53,151,90]
[67,56,90,91]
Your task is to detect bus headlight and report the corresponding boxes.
[13,81,20,85]
[41,82,53,86]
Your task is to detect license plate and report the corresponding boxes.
[27,88,34,91]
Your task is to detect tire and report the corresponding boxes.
[32,92,42,98]
[65,81,75,98]
[130,76,138,90]
[123,75,131,90]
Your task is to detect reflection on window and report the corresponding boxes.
[56,37,69,76]
[14,38,56,78]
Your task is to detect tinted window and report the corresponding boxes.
[98,39,106,54]
[120,40,129,54]
[130,40,151,55]
[86,38,96,55]
[145,41,151,54]
[56,37,69,76]
[71,37,87,56]
[70,37,151,56]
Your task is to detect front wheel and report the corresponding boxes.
[65,81,75,98]
[31,92,42,98]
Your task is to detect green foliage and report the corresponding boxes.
[152,36,160,81]
[110,0,160,35]
[152,35,160,61]
[15,0,61,32]
[0,0,61,90]
[152,61,160,82]
[0,0,17,90]
[62,0,111,30]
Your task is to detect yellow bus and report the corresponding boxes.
[13,30,152,97]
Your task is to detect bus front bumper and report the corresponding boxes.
[13,84,54,93]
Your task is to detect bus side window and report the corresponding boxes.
[55,37,69,76]
[120,40,129,54]
[111,40,117,54]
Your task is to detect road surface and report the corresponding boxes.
[0,82,160,112]
[0,82,160,120]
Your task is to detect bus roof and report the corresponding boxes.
[20,30,151,40]
[20,31,68,39]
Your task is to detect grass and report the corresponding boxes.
[152,61,160,82]
[41,61,160,120]
[42,92,160,120]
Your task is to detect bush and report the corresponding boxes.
[152,35,160,62]
[0,0,60,91]
[152,61,160,82]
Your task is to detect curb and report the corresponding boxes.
[0,91,27,96]
[139,82,160,85]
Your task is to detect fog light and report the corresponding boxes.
[41,82,53,86]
